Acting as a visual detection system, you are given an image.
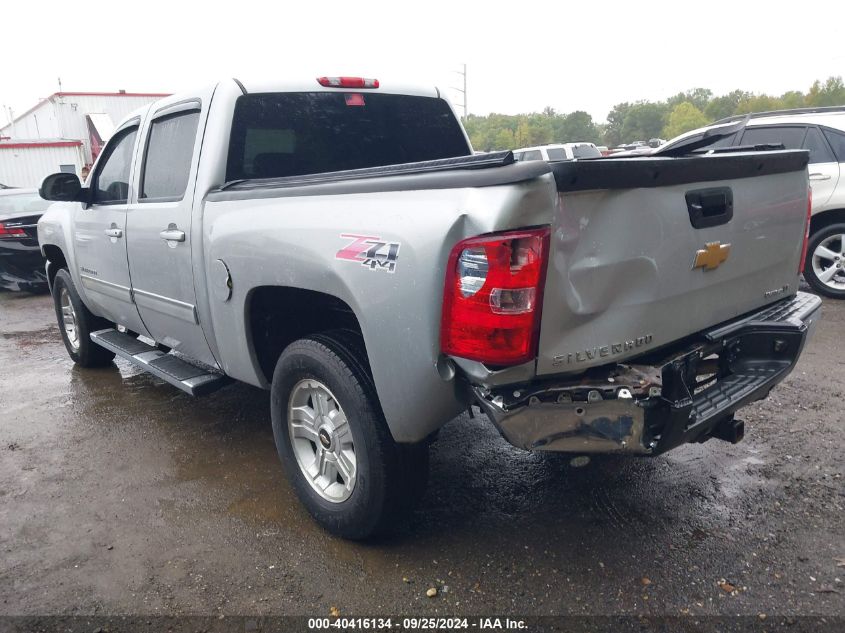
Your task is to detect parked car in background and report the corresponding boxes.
[513,142,602,161]
[0,188,49,291]
[659,106,845,298]
[608,145,654,157]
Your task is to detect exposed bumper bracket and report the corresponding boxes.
[473,292,821,455]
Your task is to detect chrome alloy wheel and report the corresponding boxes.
[60,286,80,351]
[288,379,357,503]
[811,233,845,292]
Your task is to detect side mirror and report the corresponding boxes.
[39,172,86,202]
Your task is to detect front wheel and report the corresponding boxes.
[804,223,845,299]
[52,268,115,367]
[270,331,428,539]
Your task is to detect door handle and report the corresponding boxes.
[160,227,186,242]
[809,173,832,181]
[104,228,123,238]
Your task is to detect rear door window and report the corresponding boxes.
[740,125,807,150]
[141,109,200,201]
[821,127,845,163]
[802,126,836,164]
[226,92,470,181]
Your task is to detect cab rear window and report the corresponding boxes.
[226,92,470,181]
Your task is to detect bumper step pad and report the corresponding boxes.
[90,329,229,396]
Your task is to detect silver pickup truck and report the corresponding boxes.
[37,77,820,538]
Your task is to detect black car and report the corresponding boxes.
[0,189,50,292]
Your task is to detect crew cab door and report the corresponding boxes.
[73,119,148,333]
[739,124,841,208]
[125,96,217,367]
[803,126,840,208]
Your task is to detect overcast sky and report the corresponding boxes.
[2,0,843,126]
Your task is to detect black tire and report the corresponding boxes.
[804,223,845,299]
[52,268,116,367]
[270,330,428,539]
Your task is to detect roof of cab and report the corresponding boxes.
[108,77,445,133]
[236,77,440,99]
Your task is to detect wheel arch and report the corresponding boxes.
[810,208,845,235]
[245,285,370,387]
[42,244,68,291]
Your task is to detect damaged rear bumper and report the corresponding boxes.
[472,292,821,455]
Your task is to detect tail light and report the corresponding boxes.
[441,227,550,366]
[799,188,812,274]
[0,222,26,238]
[317,77,379,89]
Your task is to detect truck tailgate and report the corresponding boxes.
[537,150,810,375]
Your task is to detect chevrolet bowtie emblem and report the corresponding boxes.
[693,241,731,270]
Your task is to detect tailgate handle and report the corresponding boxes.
[686,187,733,229]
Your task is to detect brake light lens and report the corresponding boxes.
[441,227,550,366]
[799,188,812,274]
[317,76,380,89]
[0,222,26,238]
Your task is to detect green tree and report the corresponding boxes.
[553,111,600,143]
[527,113,553,145]
[667,88,713,112]
[806,76,845,107]
[604,102,632,147]
[514,119,531,147]
[621,102,669,144]
[663,102,709,139]
[493,129,515,150]
[779,90,806,109]
[465,76,841,154]
[704,90,751,121]
[735,94,783,115]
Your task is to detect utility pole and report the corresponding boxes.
[4,106,14,136]
[451,63,467,121]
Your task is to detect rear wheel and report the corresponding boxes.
[52,268,115,367]
[270,331,428,539]
[804,223,845,299]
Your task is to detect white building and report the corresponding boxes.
[0,91,168,188]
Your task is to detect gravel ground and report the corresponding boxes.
[0,290,843,624]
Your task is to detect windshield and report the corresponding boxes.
[571,145,601,158]
[226,92,471,181]
[0,192,50,217]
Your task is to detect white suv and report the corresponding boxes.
[513,142,602,162]
[661,107,845,298]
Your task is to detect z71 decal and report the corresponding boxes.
[336,234,400,273]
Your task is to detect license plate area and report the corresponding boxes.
[646,327,804,452]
